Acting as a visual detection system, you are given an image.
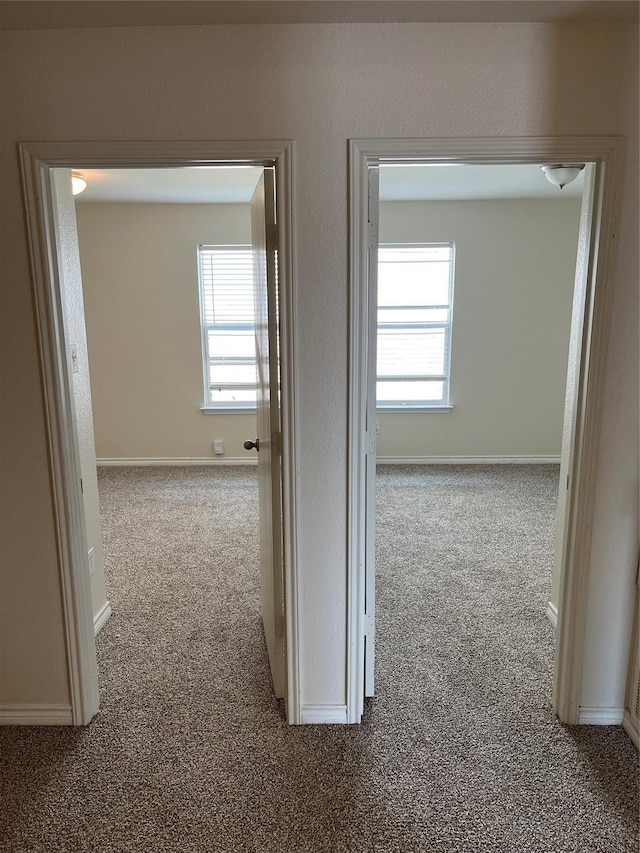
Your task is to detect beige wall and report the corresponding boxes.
[377,198,581,459]
[80,198,580,462]
[75,202,256,461]
[0,22,637,714]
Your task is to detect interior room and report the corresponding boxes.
[69,158,587,720]
[1,4,638,851]
[42,159,634,853]
[76,162,583,652]
[372,161,582,729]
[68,168,264,637]
[75,167,262,464]
[375,163,582,464]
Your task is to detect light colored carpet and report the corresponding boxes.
[0,464,637,852]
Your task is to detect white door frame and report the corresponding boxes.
[19,140,302,725]
[347,136,625,725]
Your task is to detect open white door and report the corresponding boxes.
[246,169,286,699]
[364,166,379,697]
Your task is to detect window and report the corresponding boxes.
[377,243,454,409]
[198,245,256,410]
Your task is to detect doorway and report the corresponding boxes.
[371,161,583,709]
[347,137,626,726]
[19,142,301,725]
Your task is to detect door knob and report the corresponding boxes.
[244,438,259,451]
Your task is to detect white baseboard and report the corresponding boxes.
[546,601,558,629]
[0,705,73,725]
[97,457,257,467]
[99,456,559,468]
[94,600,112,636]
[622,710,640,750]
[300,704,349,724]
[376,455,561,465]
[577,706,625,725]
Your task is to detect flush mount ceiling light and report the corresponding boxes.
[71,171,87,196]
[540,163,585,190]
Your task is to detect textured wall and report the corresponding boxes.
[80,197,580,463]
[0,22,637,713]
[377,198,581,459]
[76,202,256,460]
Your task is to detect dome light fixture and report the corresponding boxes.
[540,163,585,190]
[71,171,87,196]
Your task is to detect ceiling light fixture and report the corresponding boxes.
[71,171,87,196]
[540,164,585,190]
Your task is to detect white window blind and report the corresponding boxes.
[198,245,256,409]
[377,244,454,408]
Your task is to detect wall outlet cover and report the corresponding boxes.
[213,439,224,455]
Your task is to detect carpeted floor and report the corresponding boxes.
[0,465,637,852]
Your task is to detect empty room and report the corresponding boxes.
[371,161,582,721]
[69,164,289,707]
[1,4,639,851]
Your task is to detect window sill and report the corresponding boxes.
[376,405,453,414]
[201,406,256,415]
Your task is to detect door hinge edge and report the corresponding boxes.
[271,431,283,457]
[365,431,376,455]
[367,221,378,251]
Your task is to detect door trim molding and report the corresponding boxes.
[347,143,371,723]
[546,602,559,629]
[300,704,349,724]
[577,707,624,726]
[19,140,302,725]
[93,600,112,636]
[347,136,625,726]
[622,710,639,749]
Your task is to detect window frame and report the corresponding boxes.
[376,241,455,413]
[197,243,257,413]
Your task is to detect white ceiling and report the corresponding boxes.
[74,167,264,204]
[379,163,584,201]
[1,1,637,30]
[73,163,584,204]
